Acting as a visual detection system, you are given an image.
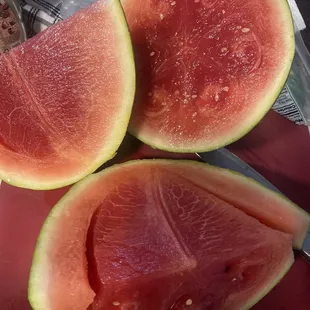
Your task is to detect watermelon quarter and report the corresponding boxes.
[28,159,309,310]
[122,0,295,152]
[0,0,135,190]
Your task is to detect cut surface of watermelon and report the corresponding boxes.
[28,159,309,310]
[122,0,295,152]
[0,0,135,189]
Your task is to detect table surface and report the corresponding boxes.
[296,0,310,50]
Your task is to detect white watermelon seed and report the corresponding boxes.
[221,47,228,53]
[186,299,193,305]
[112,301,121,306]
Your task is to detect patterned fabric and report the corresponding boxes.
[19,0,62,37]
[18,0,306,37]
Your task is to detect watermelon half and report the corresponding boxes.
[0,0,135,190]
[28,159,309,310]
[122,0,295,152]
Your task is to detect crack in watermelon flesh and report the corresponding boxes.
[86,162,294,309]
[122,0,295,152]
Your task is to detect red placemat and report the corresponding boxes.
[1,111,309,309]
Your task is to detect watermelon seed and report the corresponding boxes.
[215,94,220,102]
[221,47,228,53]
[160,14,164,20]
[170,1,176,6]
[186,299,193,306]
[242,28,250,33]
[112,301,121,306]
[150,52,155,57]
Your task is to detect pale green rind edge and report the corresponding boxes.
[27,173,99,310]
[128,0,296,153]
[163,158,310,249]
[28,158,132,309]
[28,158,309,309]
[0,0,136,191]
[214,167,310,249]
[240,253,294,310]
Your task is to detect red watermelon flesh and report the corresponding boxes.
[122,0,295,152]
[0,0,135,190]
[87,161,294,310]
[117,135,309,249]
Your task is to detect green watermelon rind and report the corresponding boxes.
[240,253,294,310]
[127,0,296,153]
[182,162,310,250]
[28,159,309,309]
[210,167,310,249]
[162,159,310,249]
[0,0,136,191]
[28,174,98,309]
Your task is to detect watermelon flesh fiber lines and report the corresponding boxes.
[27,159,309,310]
[0,0,301,309]
[88,162,294,310]
[0,0,135,190]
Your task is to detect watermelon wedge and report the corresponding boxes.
[28,159,309,310]
[0,0,135,190]
[122,0,295,152]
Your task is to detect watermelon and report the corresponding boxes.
[28,159,309,310]
[0,0,135,190]
[122,0,295,152]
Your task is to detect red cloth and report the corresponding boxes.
[0,111,309,309]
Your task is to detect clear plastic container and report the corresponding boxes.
[0,0,26,52]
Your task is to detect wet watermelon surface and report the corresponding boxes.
[124,0,293,149]
[87,162,293,309]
